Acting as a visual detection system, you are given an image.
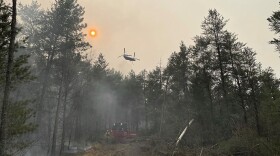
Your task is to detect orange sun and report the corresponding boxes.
[89,30,97,37]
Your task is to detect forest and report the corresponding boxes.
[0,0,280,156]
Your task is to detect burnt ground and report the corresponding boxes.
[70,137,207,156]
[73,138,173,156]
[80,142,149,156]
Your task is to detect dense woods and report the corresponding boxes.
[0,0,280,155]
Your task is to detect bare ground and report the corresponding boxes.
[70,137,207,156]
[75,138,172,156]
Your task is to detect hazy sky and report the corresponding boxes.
[21,0,280,77]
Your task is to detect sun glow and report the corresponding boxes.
[89,29,96,37]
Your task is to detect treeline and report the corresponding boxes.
[0,0,280,155]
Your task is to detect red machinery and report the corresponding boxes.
[110,122,136,141]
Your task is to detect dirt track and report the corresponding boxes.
[74,139,174,156]
[79,141,153,156]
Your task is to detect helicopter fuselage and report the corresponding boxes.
[123,55,136,61]
[120,48,139,61]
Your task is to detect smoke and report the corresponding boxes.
[90,81,118,129]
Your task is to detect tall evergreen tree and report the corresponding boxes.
[145,67,163,134]
[0,0,36,155]
[268,2,280,55]
[259,68,280,142]
[0,0,17,154]
[164,42,192,129]
[201,9,230,116]
[43,0,90,155]
[191,36,217,143]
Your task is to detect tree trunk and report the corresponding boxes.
[37,47,56,124]
[228,44,247,124]
[216,43,227,99]
[143,71,148,131]
[159,78,169,137]
[250,81,261,135]
[0,0,17,155]
[215,39,231,129]
[237,78,247,124]
[204,68,215,142]
[50,83,63,156]
[47,106,52,155]
[74,111,81,143]
[60,88,68,155]
[67,122,74,150]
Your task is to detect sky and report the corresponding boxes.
[21,0,280,77]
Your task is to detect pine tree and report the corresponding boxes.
[0,0,17,155]
[0,0,11,87]
[259,68,280,142]
[0,0,36,155]
[268,2,280,54]
[43,0,90,155]
[201,9,230,116]
[191,35,216,143]
[239,47,262,135]
[165,43,191,118]
[145,67,163,134]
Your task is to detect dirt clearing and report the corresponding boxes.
[74,138,172,156]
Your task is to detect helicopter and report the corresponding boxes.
[119,48,140,61]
